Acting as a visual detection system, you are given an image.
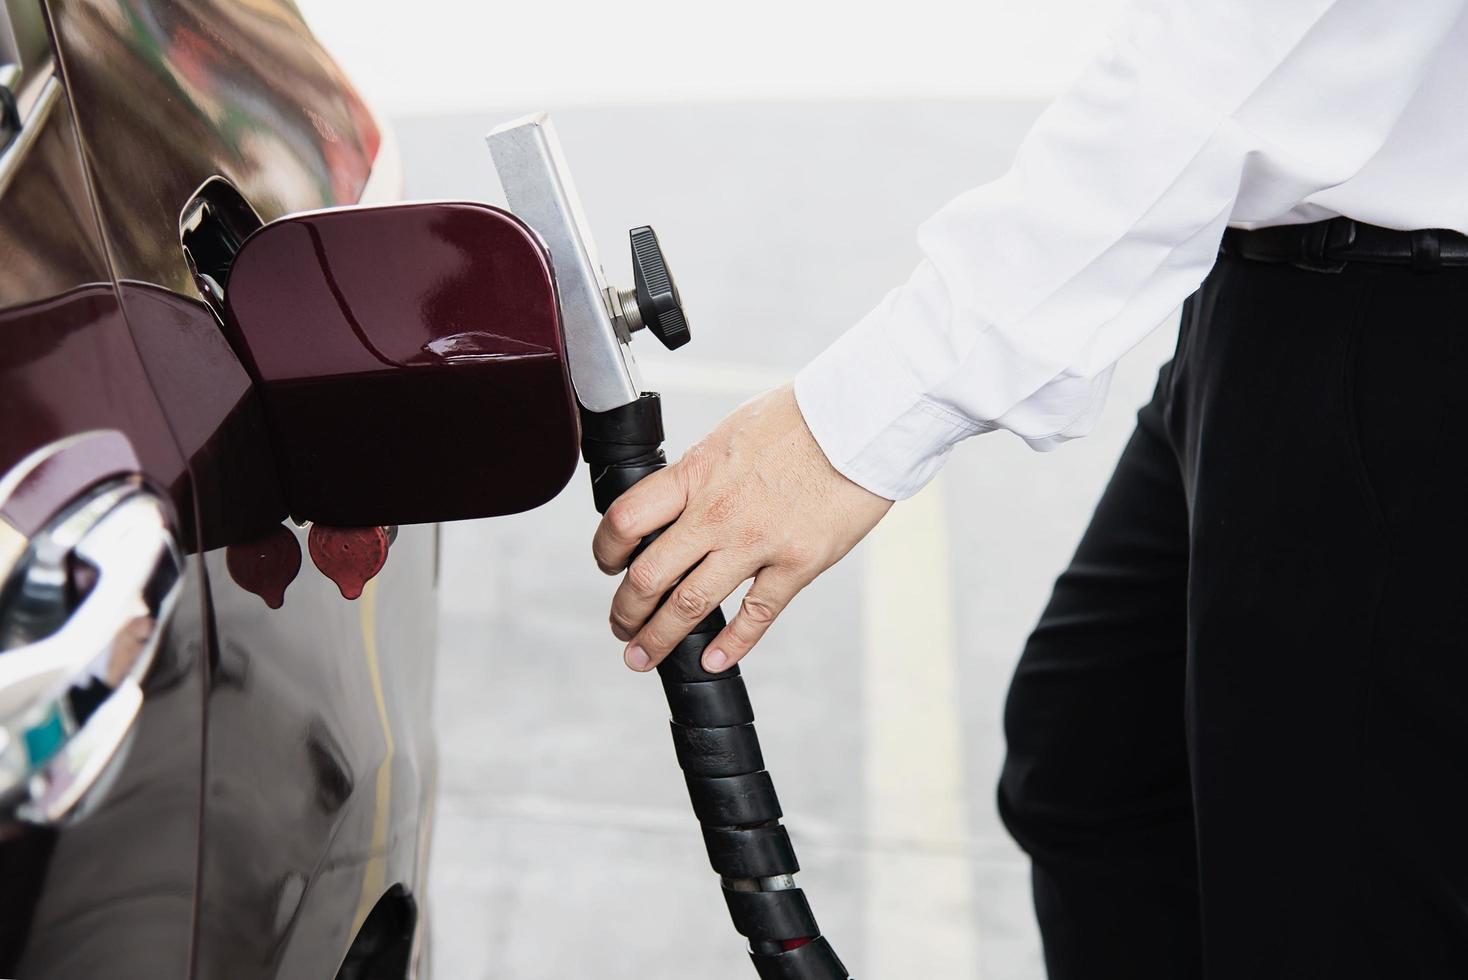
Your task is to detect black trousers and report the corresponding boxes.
[999,249,1468,979]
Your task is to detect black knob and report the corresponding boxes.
[629,226,690,350]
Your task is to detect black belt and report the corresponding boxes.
[1220,218,1468,273]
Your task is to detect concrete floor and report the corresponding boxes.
[398,101,1179,979]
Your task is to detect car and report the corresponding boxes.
[0,1,446,976]
[1,3,782,975]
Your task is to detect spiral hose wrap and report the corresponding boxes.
[582,394,851,980]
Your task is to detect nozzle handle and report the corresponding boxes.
[582,395,851,979]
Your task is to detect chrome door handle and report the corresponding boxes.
[0,485,183,824]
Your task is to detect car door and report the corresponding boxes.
[0,4,205,976]
[42,0,439,975]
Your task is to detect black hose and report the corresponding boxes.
[582,393,852,980]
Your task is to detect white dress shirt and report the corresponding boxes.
[794,0,1468,501]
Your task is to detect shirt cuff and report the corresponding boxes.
[794,309,990,501]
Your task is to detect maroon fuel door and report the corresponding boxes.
[223,202,580,527]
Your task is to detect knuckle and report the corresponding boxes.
[780,536,819,570]
[702,487,740,526]
[728,615,761,645]
[626,560,662,599]
[679,443,712,485]
[672,583,710,619]
[641,620,677,654]
[591,544,620,574]
[735,521,766,549]
[606,501,641,541]
[740,592,778,625]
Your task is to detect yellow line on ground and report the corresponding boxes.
[862,476,980,978]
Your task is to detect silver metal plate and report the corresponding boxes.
[487,114,641,413]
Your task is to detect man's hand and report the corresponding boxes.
[592,384,892,673]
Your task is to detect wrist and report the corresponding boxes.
[794,315,983,501]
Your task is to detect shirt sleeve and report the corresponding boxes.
[794,0,1466,500]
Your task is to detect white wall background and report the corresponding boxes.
[297,0,1129,114]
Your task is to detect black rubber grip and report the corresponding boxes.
[692,608,726,635]
[703,825,800,878]
[672,722,765,777]
[686,771,782,826]
[580,392,666,464]
[749,936,850,979]
[723,887,819,942]
[591,461,665,513]
[657,620,737,684]
[664,676,755,727]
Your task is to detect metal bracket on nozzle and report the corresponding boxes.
[486,116,690,414]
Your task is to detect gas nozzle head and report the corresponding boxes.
[487,114,692,410]
[624,226,690,351]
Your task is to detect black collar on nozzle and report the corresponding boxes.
[579,393,667,515]
[578,392,853,979]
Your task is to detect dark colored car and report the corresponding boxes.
[0,1,445,976]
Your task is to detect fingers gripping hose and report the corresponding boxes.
[583,394,852,980]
